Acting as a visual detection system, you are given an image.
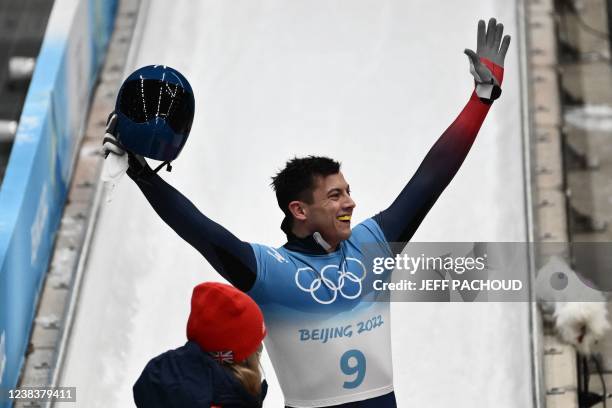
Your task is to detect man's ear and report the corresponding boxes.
[288,201,307,221]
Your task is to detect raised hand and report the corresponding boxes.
[464,18,511,102]
[102,113,125,158]
[102,112,151,181]
[470,18,510,67]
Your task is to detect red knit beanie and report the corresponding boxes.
[187,282,266,364]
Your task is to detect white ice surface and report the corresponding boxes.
[60,1,533,407]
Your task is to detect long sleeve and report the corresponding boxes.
[373,59,504,243]
[132,173,257,292]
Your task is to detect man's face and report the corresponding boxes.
[302,172,356,244]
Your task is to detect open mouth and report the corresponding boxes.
[336,215,351,223]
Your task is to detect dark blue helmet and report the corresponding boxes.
[115,65,195,162]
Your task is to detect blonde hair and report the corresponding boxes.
[227,348,263,397]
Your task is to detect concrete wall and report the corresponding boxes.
[0,0,117,402]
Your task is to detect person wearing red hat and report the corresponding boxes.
[133,282,267,407]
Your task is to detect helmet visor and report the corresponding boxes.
[118,79,194,135]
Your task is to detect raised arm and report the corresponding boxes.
[374,18,511,243]
[103,119,257,292]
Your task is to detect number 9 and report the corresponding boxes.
[340,349,366,389]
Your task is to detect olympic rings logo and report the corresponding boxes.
[294,258,367,305]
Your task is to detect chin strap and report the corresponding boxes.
[153,160,173,173]
[313,232,332,252]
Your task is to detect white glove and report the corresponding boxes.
[101,114,129,199]
[102,114,125,157]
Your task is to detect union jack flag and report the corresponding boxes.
[210,351,234,364]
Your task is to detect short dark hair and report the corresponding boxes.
[271,156,341,231]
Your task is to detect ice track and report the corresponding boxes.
[59,1,533,406]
